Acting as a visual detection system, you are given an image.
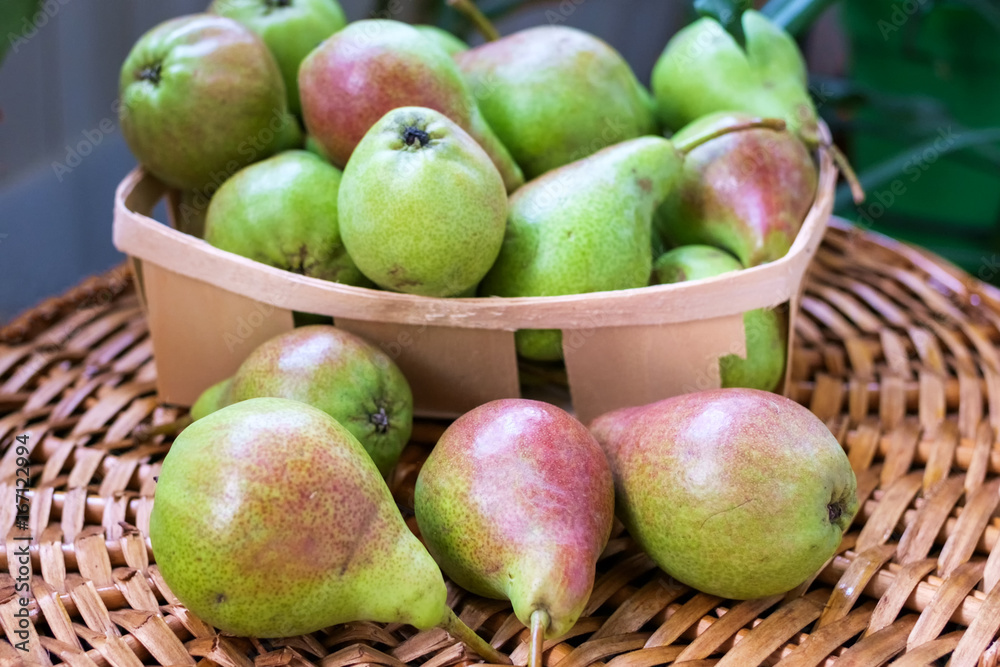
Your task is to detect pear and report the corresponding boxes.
[590,389,859,600]
[209,0,347,115]
[203,150,367,285]
[656,112,817,267]
[339,107,507,297]
[652,245,786,392]
[150,397,509,663]
[651,9,820,145]
[298,19,523,191]
[414,24,469,57]
[190,325,411,477]
[119,14,300,191]
[479,136,678,360]
[415,399,614,667]
[456,25,658,179]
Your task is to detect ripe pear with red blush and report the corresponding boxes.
[150,397,510,664]
[298,19,523,191]
[415,399,614,659]
[190,325,412,478]
[590,388,858,600]
[656,111,817,267]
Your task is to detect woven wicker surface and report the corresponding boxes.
[3,221,1000,667]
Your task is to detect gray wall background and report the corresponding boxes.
[0,0,693,322]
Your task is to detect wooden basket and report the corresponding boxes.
[4,224,1000,665]
[111,134,836,423]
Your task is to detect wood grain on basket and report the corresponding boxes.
[3,223,1000,665]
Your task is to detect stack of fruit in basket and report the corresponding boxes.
[120,3,862,664]
[117,0,855,392]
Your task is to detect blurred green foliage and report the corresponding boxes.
[0,0,40,65]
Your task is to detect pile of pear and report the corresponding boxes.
[118,3,836,390]
[152,322,859,662]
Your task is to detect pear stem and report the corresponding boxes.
[440,606,511,664]
[826,141,866,205]
[133,415,193,441]
[528,609,550,667]
[446,0,501,42]
[673,117,788,155]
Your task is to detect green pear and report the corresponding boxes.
[456,26,658,179]
[190,325,411,477]
[209,0,347,115]
[590,388,858,600]
[204,150,367,285]
[651,10,820,145]
[298,19,523,191]
[652,245,786,392]
[119,14,300,191]
[415,399,614,665]
[150,397,509,663]
[414,24,469,57]
[480,136,682,361]
[339,107,507,297]
[656,112,817,266]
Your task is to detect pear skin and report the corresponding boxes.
[209,0,347,115]
[338,107,507,297]
[456,25,658,179]
[119,14,294,191]
[204,150,368,285]
[298,19,523,191]
[415,24,469,57]
[590,389,858,600]
[190,377,231,421]
[415,399,614,640]
[191,326,412,477]
[656,112,817,267]
[150,397,446,636]
[652,245,786,391]
[480,136,682,360]
[651,10,819,144]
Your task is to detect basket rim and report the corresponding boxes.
[113,124,836,330]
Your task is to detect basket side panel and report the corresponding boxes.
[334,319,521,419]
[565,314,746,424]
[141,262,294,406]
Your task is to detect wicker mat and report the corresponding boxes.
[3,223,1000,667]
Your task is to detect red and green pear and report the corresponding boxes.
[298,19,523,191]
[415,399,614,660]
[590,389,858,600]
[119,14,300,191]
[655,111,817,267]
[150,397,509,664]
[190,325,412,477]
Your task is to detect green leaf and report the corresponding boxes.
[0,0,40,65]
[834,126,1000,211]
[761,0,839,36]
